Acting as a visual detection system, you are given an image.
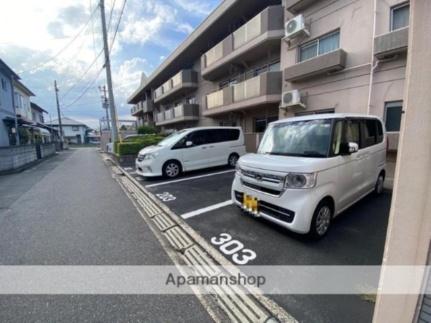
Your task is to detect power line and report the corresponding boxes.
[62,67,104,109]
[18,6,99,75]
[107,0,117,32]
[60,49,104,101]
[109,0,127,52]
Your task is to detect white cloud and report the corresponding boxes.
[176,23,194,35]
[172,0,215,16]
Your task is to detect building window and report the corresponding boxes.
[1,78,7,91]
[299,30,340,62]
[391,3,410,31]
[384,101,403,132]
[254,116,278,133]
[72,126,79,131]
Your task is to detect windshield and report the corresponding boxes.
[258,119,333,157]
[157,130,187,147]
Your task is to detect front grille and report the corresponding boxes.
[241,169,284,184]
[242,181,282,196]
[259,200,295,223]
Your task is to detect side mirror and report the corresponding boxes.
[186,141,193,147]
[340,142,359,155]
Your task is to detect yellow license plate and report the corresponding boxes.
[243,194,258,212]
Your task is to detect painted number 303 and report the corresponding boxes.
[156,192,176,202]
[211,233,256,265]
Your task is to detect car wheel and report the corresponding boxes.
[228,153,239,167]
[308,201,333,239]
[374,173,385,195]
[163,161,181,178]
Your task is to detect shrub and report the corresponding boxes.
[116,134,164,156]
[137,125,157,135]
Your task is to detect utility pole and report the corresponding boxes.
[54,80,64,149]
[98,85,110,132]
[99,0,119,143]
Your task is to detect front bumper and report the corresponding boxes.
[231,175,320,234]
[135,158,162,177]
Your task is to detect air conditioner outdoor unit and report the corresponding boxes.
[284,15,309,40]
[280,90,305,109]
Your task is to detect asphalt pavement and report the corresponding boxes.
[0,148,212,322]
[124,163,393,323]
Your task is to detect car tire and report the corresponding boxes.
[308,200,333,240]
[374,173,385,195]
[228,153,239,167]
[162,160,181,179]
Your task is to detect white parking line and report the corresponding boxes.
[145,169,235,188]
[180,200,233,219]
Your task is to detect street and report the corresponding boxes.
[123,162,392,323]
[0,148,213,322]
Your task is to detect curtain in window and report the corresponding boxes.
[319,32,340,55]
[392,5,409,30]
[300,42,318,61]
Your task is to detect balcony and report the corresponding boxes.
[203,71,282,116]
[285,0,320,14]
[153,70,198,104]
[155,104,200,126]
[201,5,284,80]
[131,100,153,116]
[284,49,347,82]
[374,27,409,59]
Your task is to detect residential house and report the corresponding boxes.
[14,79,34,122]
[0,59,19,147]
[30,102,46,124]
[47,117,90,144]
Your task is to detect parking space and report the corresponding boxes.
[123,165,392,323]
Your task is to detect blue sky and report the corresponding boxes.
[0,0,220,128]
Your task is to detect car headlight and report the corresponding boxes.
[235,163,241,175]
[143,153,158,160]
[284,173,317,189]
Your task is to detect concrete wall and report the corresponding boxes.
[373,1,431,321]
[0,145,37,172]
[40,143,56,158]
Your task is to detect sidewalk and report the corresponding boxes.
[0,148,212,322]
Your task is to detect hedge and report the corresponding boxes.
[115,135,164,156]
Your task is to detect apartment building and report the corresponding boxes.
[128,0,284,151]
[281,0,408,161]
[129,0,408,155]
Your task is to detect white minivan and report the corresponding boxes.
[136,127,246,178]
[232,114,387,239]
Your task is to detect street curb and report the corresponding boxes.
[103,155,297,323]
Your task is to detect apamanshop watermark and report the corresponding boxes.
[165,272,266,288]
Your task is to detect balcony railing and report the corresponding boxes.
[207,89,226,109]
[131,100,153,116]
[284,49,347,82]
[155,104,200,126]
[233,76,261,102]
[153,70,198,104]
[205,71,282,115]
[156,112,164,123]
[201,5,284,80]
[374,27,409,59]
[233,14,261,49]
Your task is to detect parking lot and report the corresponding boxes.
[122,164,392,323]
